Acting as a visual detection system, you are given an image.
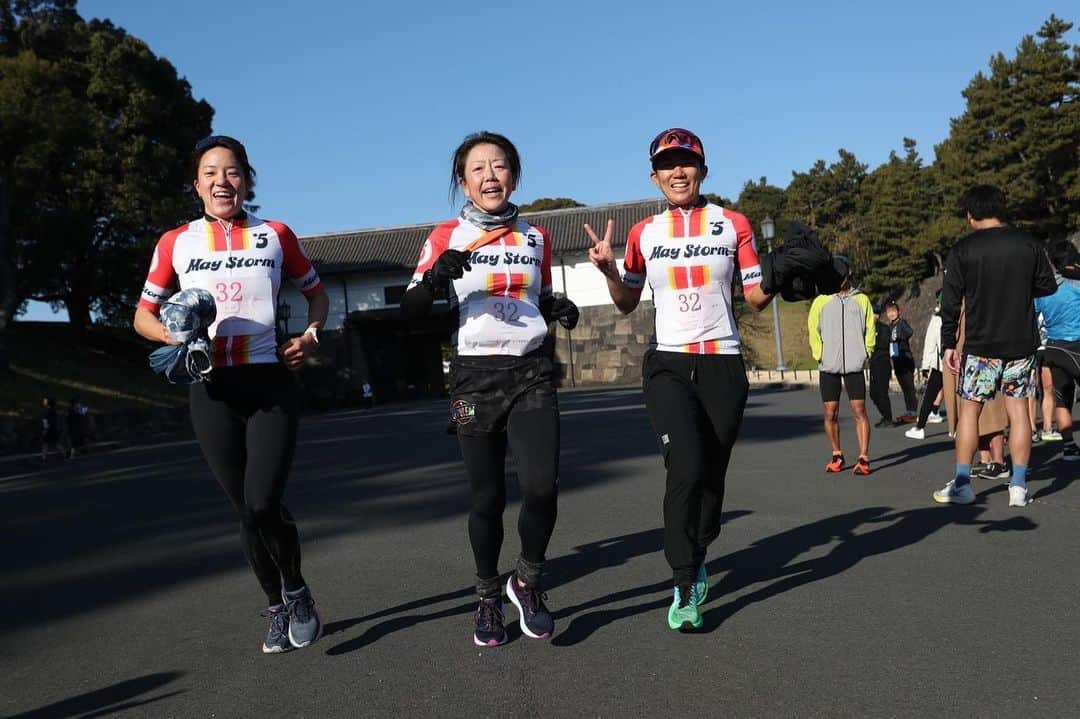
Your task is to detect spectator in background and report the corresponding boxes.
[933,184,1056,507]
[1035,239,1080,462]
[885,300,918,421]
[40,397,66,461]
[868,305,895,427]
[906,291,946,439]
[808,257,875,475]
[66,398,88,458]
[1031,313,1059,443]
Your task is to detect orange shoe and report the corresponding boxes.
[825,454,844,473]
[853,456,871,475]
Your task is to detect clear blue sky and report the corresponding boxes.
[24,0,1076,320]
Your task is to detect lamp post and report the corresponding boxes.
[760,216,787,371]
[277,299,292,339]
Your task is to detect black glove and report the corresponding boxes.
[760,221,833,296]
[423,249,472,292]
[542,295,580,330]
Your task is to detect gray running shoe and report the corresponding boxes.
[261,604,291,654]
[283,586,323,648]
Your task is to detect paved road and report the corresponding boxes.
[3,386,1079,718]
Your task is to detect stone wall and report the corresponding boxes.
[550,301,655,387]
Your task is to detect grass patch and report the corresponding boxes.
[1,322,186,418]
[738,298,816,371]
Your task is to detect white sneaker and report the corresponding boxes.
[1040,429,1063,442]
[926,412,945,424]
[933,480,976,505]
[905,427,925,440]
[1008,485,1029,507]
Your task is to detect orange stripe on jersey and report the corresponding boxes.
[689,207,708,236]
[690,265,710,287]
[503,231,521,247]
[487,273,529,299]
[686,340,723,355]
[232,220,250,251]
[205,221,228,252]
[667,210,683,239]
[669,266,690,289]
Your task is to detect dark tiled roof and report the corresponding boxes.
[299,198,667,274]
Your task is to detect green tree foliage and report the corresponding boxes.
[784,149,868,265]
[934,15,1080,239]
[731,177,786,245]
[518,197,584,212]
[858,139,942,292]
[0,0,213,332]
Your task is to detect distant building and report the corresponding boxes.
[280,199,669,403]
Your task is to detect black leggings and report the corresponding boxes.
[189,363,304,605]
[916,369,944,429]
[643,350,748,587]
[869,354,894,422]
[451,355,560,597]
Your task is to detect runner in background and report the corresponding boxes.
[906,291,946,440]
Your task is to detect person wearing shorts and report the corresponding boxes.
[934,185,1056,507]
[1036,240,1080,461]
[587,127,838,630]
[808,257,875,474]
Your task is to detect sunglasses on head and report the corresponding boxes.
[649,129,703,158]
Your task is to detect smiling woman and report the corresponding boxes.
[400,130,581,648]
[130,134,332,655]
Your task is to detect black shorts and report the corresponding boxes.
[1043,341,1080,408]
[449,352,557,436]
[820,371,866,402]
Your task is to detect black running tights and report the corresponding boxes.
[459,406,559,596]
[189,364,305,605]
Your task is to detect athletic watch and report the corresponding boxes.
[304,326,320,345]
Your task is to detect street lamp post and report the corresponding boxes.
[760,216,787,372]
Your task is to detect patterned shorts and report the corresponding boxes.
[958,353,1037,402]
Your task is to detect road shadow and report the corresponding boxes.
[9,672,184,719]
[552,499,1036,645]
[323,513,751,656]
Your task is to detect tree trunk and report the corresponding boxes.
[0,171,15,372]
[65,291,91,336]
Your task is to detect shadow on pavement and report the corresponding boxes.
[323,516,750,656]
[10,672,185,719]
[552,500,1037,645]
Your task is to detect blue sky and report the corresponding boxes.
[24,0,1076,320]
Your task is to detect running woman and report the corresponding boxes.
[134,135,329,653]
[401,131,579,647]
[587,128,836,630]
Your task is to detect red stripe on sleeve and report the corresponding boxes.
[137,224,185,314]
[623,219,649,275]
[729,210,762,291]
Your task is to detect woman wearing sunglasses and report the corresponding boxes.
[402,131,578,647]
[587,128,836,630]
[134,135,329,654]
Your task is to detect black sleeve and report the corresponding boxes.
[400,282,435,321]
[940,247,963,350]
[1033,245,1058,298]
[895,319,914,341]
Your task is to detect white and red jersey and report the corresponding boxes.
[409,218,553,356]
[138,214,322,366]
[623,202,761,354]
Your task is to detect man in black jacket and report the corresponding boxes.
[934,185,1057,508]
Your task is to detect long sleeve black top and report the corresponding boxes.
[940,226,1057,359]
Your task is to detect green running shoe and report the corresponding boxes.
[667,585,702,630]
[694,563,708,605]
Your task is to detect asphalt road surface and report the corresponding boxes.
[4,386,1079,718]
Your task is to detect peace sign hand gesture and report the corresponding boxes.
[585,219,618,279]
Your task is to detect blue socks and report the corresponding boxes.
[1010,463,1028,488]
[954,463,972,487]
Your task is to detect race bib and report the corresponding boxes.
[481,295,527,325]
[664,288,729,334]
[210,275,274,335]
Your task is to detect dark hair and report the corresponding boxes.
[449,131,521,204]
[1047,239,1079,273]
[959,184,1006,221]
[190,135,257,189]
[885,300,900,311]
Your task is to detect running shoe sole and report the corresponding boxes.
[473,632,508,648]
[505,577,552,640]
[262,642,292,654]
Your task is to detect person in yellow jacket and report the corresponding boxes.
[808,257,876,475]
